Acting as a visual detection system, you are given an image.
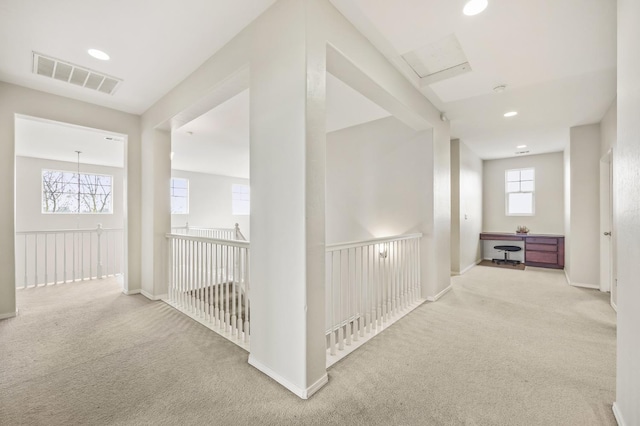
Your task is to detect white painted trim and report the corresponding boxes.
[162,299,250,351]
[326,298,426,368]
[570,282,600,290]
[141,290,167,301]
[563,271,599,289]
[248,356,328,399]
[0,311,17,320]
[612,402,627,426]
[459,259,482,275]
[610,299,617,312]
[427,284,452,302]
[123,288,141,295]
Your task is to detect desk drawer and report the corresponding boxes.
[526,237,557,245]
[526,251,558,264]
[527,243,557,252]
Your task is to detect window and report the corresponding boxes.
[506,168,535,215]
[170,178,189,214]
[42,169,113,214]
[232,184,250,215]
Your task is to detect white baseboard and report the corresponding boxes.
[141,290,168,301]
[0,311,17,320]
[248,356,328,399]
[564,271,599,289]
[570,282,600,290]
[612,402,627,426]
[123,288,141,296]
[426,284,452,302]
[451,259,482,276]
[460,259,482,275]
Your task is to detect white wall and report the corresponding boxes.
[483,152,564,234]
[16,157,124,231]
[615,0,640,423]
[563,146,571,279]
[451,139,483,274]
[451,140,460,272]
[171,169,250,238]
[566,124,600,288]
[600,101,617,157]
[326,116,432,244]
[0,82,141,319]
[139,0,449,398]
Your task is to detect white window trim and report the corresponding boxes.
[232,183,250,216]
[505,168,535,216]
[170,177,189,215]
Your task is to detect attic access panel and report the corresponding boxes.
[402,34,472,85]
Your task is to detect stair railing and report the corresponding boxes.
[166,233,250,350]
[325,233,423,366]
[15,224,124,288]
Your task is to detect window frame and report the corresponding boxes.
[41,168,114,215]
[231,183,250,216]
[505,167,535,216]
[170,177,189,215]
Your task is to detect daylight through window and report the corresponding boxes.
[171,177,189,214]
[42,169,113,214]
[505,168,535,215]
[232,184,250,215]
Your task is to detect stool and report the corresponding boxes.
[492,245,522,266]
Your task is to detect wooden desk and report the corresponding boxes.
[480,233,565,269]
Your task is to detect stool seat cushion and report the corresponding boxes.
[494,245,522,252]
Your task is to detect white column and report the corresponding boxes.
[0,87,16,319]
[140,128,171,299]
[247,0,328,399]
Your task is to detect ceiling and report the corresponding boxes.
[0,0,617,161]
[171,73,391,178]
[15,116,125,168]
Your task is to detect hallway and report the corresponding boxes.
[0,267,616,425]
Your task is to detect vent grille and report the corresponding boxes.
[515,150,530,155]
[32,52,122,95]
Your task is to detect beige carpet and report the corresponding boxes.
[0,268,616,425]
[478,259,526,270]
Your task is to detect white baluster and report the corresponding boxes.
[54,234,58,285]
[346,248,351,346]
[96,224,103,278]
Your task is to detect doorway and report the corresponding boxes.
[14,115,127,292]
[599,149,615,309]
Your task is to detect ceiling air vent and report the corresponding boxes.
[515,150,530,155]
[32,52,122,95]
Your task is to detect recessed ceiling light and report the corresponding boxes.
[463,0,488,16]
[517,144,527,149]
[504,111,518,117]
[88,49,110,61]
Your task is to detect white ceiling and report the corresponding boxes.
[331,0,617,159]
[171,73,391,178]
[0,0,277,114]
[15,116,125,168]
[0,0,617,161]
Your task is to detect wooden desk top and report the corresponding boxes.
[480,232,564,241]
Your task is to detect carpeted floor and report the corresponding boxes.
[0,267,616,425]
[478,259,526,270]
